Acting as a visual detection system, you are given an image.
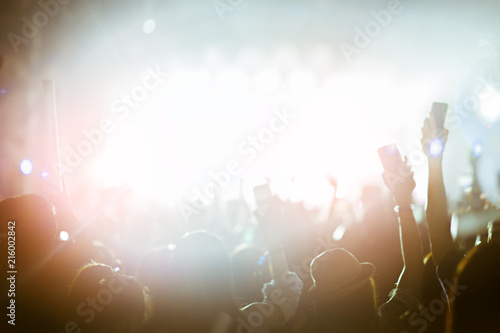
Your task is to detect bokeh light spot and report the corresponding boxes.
[143,19,156,34]
[19,159,33,175]
[60,230,69,241]
[429,138,443,157]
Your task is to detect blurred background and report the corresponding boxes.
[1,0,499,217]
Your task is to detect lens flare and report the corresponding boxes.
[19,159,33,175]
[472,140,483,158]
[143,19,156,34]
[60,230,69,241]
[429,138,443,157]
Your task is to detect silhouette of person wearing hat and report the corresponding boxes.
[307,248,381,332]
[307,158,424,333]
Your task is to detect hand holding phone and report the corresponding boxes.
[431,102,448,129]
[253,184,273,215]
[377,144,403,174]
[421,102,449,158]
[378,147,415,206]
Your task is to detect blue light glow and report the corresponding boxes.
[19,159,33,175]
[429,138,444,157]
[472,141,483,158]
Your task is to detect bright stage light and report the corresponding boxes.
[86,122,194,207]
[143,19,156,34]
[19,159,33,175]
[288,70,317,96]
[479,85,500,123]
[252,70,282,94]
[289,176,334,206]
[333,224,347,241]
[60,230,69,241]
[40,171,49,178]
[215,69,248,91]
[472,140,483,158]
[71,45,443,209]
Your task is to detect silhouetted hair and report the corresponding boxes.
[0,194,58,330]
[447,243,500,333]
[64,262,150,333]
[230,244,271,307]
[166,231,238,332]
[310,278,380,333]
[0,194,57,273]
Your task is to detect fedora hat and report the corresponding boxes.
[308,248,375,302]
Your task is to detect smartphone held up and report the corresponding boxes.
[253,183,273,215]
[377,144,403,174]
[431,102,448,129]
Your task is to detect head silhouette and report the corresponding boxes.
[166,231,237,332]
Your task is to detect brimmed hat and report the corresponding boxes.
[308,248,375,302]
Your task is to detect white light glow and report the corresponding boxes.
[289,176,334,206]
[472,141,483,158]
[252,70,282,94]
[143,19,156,34]
[87,122,195,206]
[458,173,473,188]
[215,69,248,91]
[288,70,317,96]
[60,230,69,241]
[20,159,33,175]
[333,224,347,241]
[479,86,500,123]
[335,183,348,199]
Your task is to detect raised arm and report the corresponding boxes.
[240,199,303,329]
[254,200,289,280]
[383,159,424,293]
[421,117,458,265]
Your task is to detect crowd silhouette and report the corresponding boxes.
[1,114,500,333]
